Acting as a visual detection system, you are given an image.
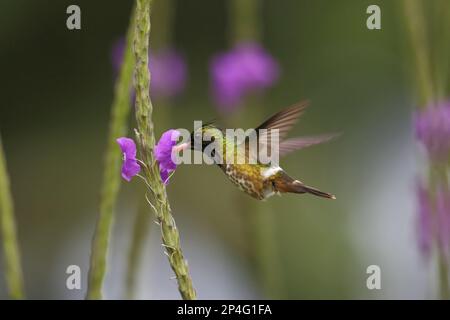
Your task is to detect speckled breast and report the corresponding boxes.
[223,164,273,200]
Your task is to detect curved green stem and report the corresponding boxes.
[229,0,261,44]
[133,0,196,300]
[438,251,450,299]
[434,0,450,100]
[0,136,25,299]
[86,6,135,300]
[402,0,435,106]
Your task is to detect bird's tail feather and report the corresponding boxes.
[275,177,336,199]
[298,184,336,199]
[272,171,336,200]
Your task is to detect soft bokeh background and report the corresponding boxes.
[0,0,441,299]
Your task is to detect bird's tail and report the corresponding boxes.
[296,183,336,200]
[274,174,336,200]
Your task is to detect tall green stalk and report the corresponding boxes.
[240,101,284,299]
[402,0,435,107]
[133,0,196,300]
[227,0,283,298]
[434,0,450,100]
[86,7,135,299]
[438,252,450,299]
[124,0,174,299]
[0,136,25,299]
[229,0,261,44]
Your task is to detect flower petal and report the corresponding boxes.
[121,159,141,182]
[414,101,450,159]
[117,137,140,181]
[155,129,181,185]
[117,137,137,159]
[155,129,180,170]
[159,168,171,185]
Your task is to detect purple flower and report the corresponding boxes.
[414,101,450,160]
[116,137,141,182]
[210,42,279,113]
[111,38,187,99]
[436,187,450,255]
[154,129,181,185]
[150,49,187,99]
[416,182,433,259]
[111,38,126,75]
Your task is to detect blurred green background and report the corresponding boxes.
[0,0,437,299]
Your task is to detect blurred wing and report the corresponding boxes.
[250,100,310,159]
[278,133,339,157]
[256,100,309,142]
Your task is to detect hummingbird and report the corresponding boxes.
[189,101,337,200]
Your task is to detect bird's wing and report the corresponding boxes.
[255,100,309,143]
[241,100,336,163]
[278,133,339,157]
[243,100,309,162]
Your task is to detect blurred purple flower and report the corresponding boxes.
[210,42,279,113]
[416,182,433,259]
[111,38,187,99]
[155,129,181,185]
[116,137,141,182]
[111,38,126,74]
[436,187,450,255]
[414,101,450,160]
[150,50,187,99]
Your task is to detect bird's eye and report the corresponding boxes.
[210,136,215,142]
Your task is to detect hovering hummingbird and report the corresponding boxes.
[189,101,337,200]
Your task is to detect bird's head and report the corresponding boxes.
[190,123,223,152]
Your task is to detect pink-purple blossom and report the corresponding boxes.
[210,42,279,113]
[117,137,141,182]
[436,187,450,255]
[154,129,181,185]
[415,181,450,260]
[416,182,433,259]
[150,50,187,99]
[111,38,187,99]
[414,101,450,160]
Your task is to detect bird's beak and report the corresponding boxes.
[173,142,190,153]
